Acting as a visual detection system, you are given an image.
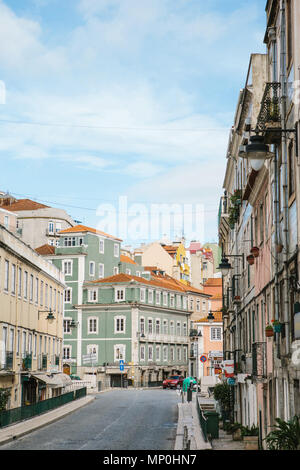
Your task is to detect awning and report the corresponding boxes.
[31,374,62,387]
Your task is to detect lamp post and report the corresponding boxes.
[38,309,56,324]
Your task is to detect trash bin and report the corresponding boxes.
[187,387,193,402]
[203,411,219,439]
[98,381,102,392]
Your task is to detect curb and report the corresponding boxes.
[0,396,95,446]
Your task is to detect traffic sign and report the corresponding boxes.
[200,355,207,363]
[120,364,125,371]
[119,360,124,365]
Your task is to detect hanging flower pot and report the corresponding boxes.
[265,326,274,337]
[276,243,283,253]
[247,254,255,265]
[271,320,282,333]
[250,246,259,258]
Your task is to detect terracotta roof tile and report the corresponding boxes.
[120,254,136,265]
[2,199,49,212]
[59,224,122,241]
[35,244,56,255]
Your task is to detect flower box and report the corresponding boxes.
[243,436,259,450]
[250,246,259,258]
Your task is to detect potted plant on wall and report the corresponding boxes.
[241,425,259,450]
[247,254,255,265]
[250,246,259,258]
[272,319,282,333]
[265,324,274,337]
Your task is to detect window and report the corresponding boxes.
[148,318,153,334]
[183,323,187,336]
[88,318,98,334]
[148,290,153,303]
[18,267,22,297]
[156,346,160,361]
[183,347,187,362]
[89,261,95,276]
[88,289,98,302]
[155,291,161,305]
[140,318,145,335]
[210,327,222,341]
[63,346,71,359]
[115,288,125,302]
[64,288,72,304]
[55,222,61,233]
[4,260,9,291]
[64,319,71,334]
[170,294,175,307]
[163,346,168,361]
[136,271,141,277]
[148,345,153,361]
[64,237,76,247]
[126,268,131,275]
[183,296,187,309]
[140,345,145,361]
[114,344,125,361]
[30,275,34,301]
[11,264,16,294]
[190,298,194,310]
[98,263,104,278]
[176,295,181,309]
[170,321,174,335]
[48,221,54,233]
[115,316,125,333]
[49,286,52,309]
[114,266,119,275]
[4,216,9,228]
[176,321,181,336]
[196,300,201,312]
[140,288,146,302]
[163,292,168,306]
[99,238,104,254]
[288,141,295,197]
[40,281,44,306]
[35,278,39,304]
[177,347,181,361]
[63,260,72,276]
[155,319,160,335]
[170,347,175,361]
[114,244,119,257]
[163,319,168,335]
[24,271,28,299]
[17,330,20,356]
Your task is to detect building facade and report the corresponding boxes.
[0,223,66,409]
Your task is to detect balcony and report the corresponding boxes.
[252,342,267,380]
[218,195,229,235]
[256,82,282,143]
[22,353,32,371]
[0,351,14,370]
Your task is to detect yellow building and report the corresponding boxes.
[161,242,190,285]
[0,224,67,409]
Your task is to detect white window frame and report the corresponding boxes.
[64,287,72,303]
[176,295,181,309]
[170,346,175,361]
[176,321,181,336]
[126,268,131,275]
[140,288,146,303]
[210,327,222,341]
[148,289,153,304]
[63,345,71,360]
[148,318,153,334]
[64,318,72,334]
[89,261,95,277]
[183,296,187,310]
[155,318,160,335]
[163,319,168,335]
[11,264,16,294]
[170,321,175,336]
[4,260,9,291]
[99,263,104,279]
[114,344,125,362]
[99,238,105,254]
[18,267,22,298]
[140,317,145,335]
[114,243,119,258]
[88,317,98,334]
[114,266,119,275]
[196,299,201,312]
[114,316,126,333]
[156,345,161,362]
[115,288,125,302]
[155,291,161,305]
[88,289,98,303]
[163,346,168,362]
[177,347,181,361]
[87,344,98,361]
[63,260,73,276]
[170,294,175,307]
[148,345,153,361]
[140,345,145,361]
[163,291,168,306]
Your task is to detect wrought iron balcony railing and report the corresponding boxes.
[0,351,14,370]
[256,82,281,130]
[252,342,267,379]
[22,352,32,371]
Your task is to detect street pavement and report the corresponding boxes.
[0,389,180,451]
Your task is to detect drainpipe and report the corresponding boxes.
[280,0,290,356]
[274,148,281,359]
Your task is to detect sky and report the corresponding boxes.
[0,0,267,247]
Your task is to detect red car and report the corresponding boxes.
[163,375,184,389]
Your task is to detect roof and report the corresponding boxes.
[59,224,122,241]
[203,278,222,299]
[203,278,222,287]
[120,254,137,265]
[2,198,49,212]
[88,272,209,297]
[196,311,223,323]
[35,244,56,255]
[162,245,178,255]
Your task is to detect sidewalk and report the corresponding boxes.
[174,393,212,450]
[0,395,95,446]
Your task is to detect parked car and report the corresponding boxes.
[163,375,184,389]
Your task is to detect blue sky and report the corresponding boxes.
[0,0,266,246]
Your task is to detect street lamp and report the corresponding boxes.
[69,319,79,329]
[218,256,232,277]
[244,134,274,171]
[207,311,215,323]
[38,309,55,324]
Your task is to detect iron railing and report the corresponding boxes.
[0,387,87,428]
[252,342,267,378]
[196,398,208,442]
[21,353,32,371]
[257,82,281,130]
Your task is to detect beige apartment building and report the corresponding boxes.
[0,223,66,409]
